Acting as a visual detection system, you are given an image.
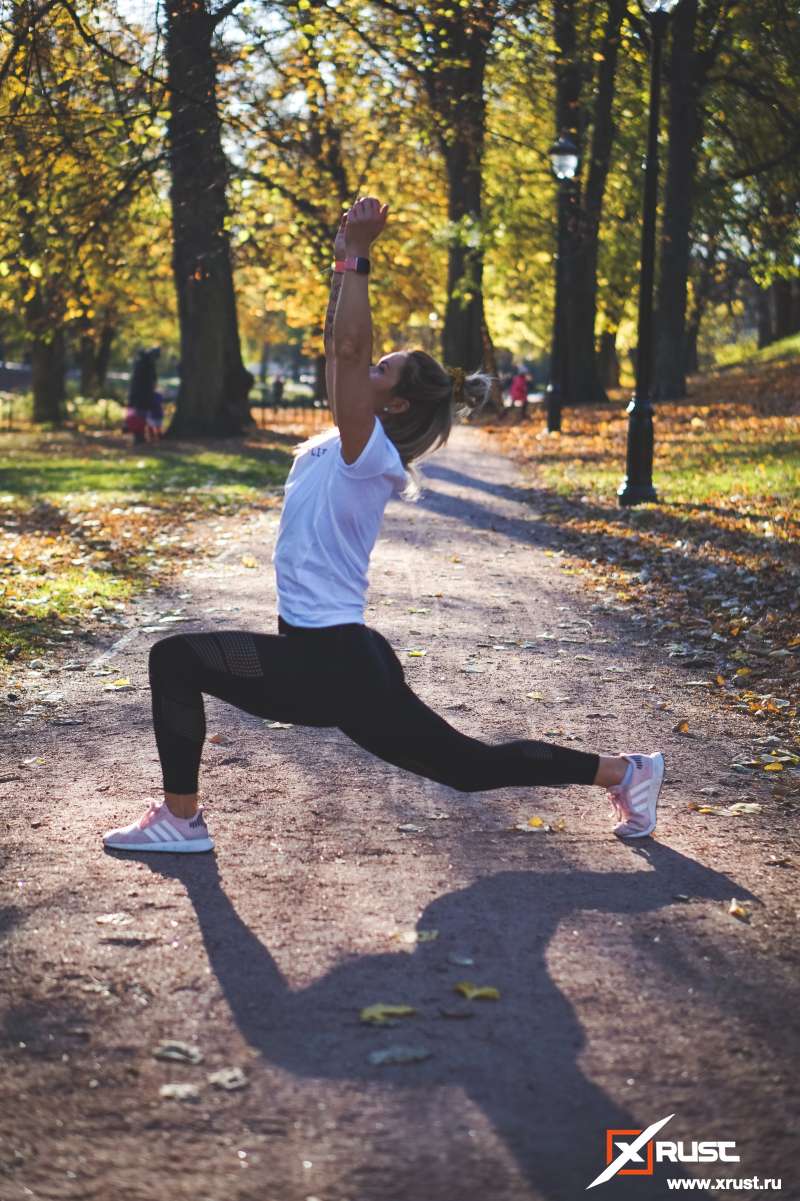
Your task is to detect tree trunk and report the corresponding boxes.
[314,353,326,402]
[31,326,65,424]
[165,0,253,438]
[558,0,624,406]
[791,279,800,335]
[441,128,489,373]
[80,323,116,397]
[771,278,794,341]
[756,286,773,348]
[653,0,702,400]
[598,329,620,388]
[95,323,115,393]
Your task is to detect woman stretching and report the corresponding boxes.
[103,197,663,854]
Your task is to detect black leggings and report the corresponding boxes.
[148,619,600,795]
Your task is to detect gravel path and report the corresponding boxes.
[2,425,798,1201]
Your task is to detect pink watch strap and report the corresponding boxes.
[333,257,370,274]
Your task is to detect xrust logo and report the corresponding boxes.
[587,1114,740,1189]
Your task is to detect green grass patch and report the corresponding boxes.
[0,426,302,668]
[713,331,800,369]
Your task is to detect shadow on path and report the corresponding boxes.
[114,842,755,1198]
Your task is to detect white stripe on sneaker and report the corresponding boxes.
[159,820,182,841]
[151,824,173,842]
[629,783,652,801]
[144,827,160,842]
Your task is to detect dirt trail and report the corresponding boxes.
[2,425,798,1201]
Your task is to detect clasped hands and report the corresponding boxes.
[334,196,389,259]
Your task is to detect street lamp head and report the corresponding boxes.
[549,134,579,181]
[641,0,681,13]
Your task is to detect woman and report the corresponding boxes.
[103,197,663,854]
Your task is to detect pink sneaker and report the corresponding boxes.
[608,752,664,838]
[103,801,214,853]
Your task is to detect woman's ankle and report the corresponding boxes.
[164,791,199,819]
[593,755,628,788]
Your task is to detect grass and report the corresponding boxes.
[0,422,312,667]
[713,331,800,369]
[486,358,800,770]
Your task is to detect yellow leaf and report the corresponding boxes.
[764,762,783,772]
[528,816,545,828]
[407,649,426,657]
[360,1003,416,1025]
[104,677,132,690]
[526,692,544,700]
[735,667,752,677]
[241,555,258,568]
[672,719,690,734]
[728,899,750,921]
[28,260,43,278]
[715,675,726,687]
[455,982,500,1001]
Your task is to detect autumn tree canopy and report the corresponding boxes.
[0,0,798,429]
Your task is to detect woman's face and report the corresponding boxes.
[369,352,410,415]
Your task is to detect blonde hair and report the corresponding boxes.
[384,348,494,497]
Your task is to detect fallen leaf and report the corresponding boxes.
[104,678,133,692]
[764,762,783,772]
[95,912,132,926]
[728,898,750,922]
[241,555,258,568]
[208,1067,248,1091]
[672,719,690,735]
[392,928,437,945]
[525,692,544,700]
[265,721,293,729]
[397,823,423,833]
[360,1003,417,1026]
[159,1083,202,1102]
[368,1045,431,1066]
[528,816,545,828]
[153,1040,204,1065]
[446,952,475,967]
[407,649,427,657]
[454,982,500,1001]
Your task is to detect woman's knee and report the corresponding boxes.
[148,634,192,681]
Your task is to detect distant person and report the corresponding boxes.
[103,194,663,859]
[272,374,285,406]
[124,347,161,445]
[509,368,529,412]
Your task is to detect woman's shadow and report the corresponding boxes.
[117,841,754,1198]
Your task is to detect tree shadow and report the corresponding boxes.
[110,841,756,1197]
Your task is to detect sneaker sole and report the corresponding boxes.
[614,753,664,839]
[103,837,214,853]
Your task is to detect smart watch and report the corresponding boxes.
[333,257,370,275]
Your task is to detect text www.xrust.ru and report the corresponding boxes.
[666,1178,782,1191]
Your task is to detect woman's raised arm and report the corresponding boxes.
[332,197,389,464]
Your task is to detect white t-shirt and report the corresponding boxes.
[272,416,407,627]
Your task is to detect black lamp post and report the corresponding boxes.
[618,0,681,506]
[545,134,580,434]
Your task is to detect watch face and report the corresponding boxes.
[355,257,370,274]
